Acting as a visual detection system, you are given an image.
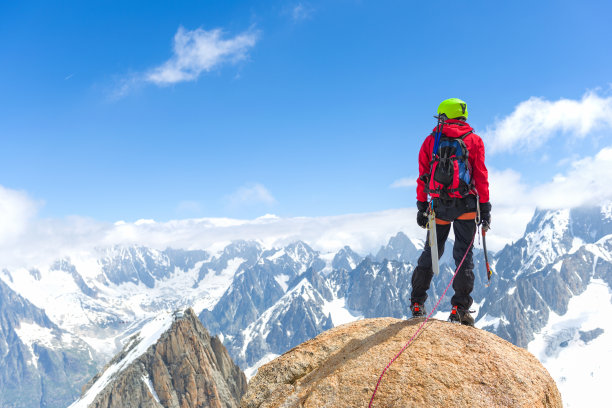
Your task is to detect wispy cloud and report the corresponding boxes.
[484,90,612,154]
[110,26,259,97]
[390,177,417,189]
[291,2,314,21]
[227,183,276,208]
[110,73,143,99]
[146,26,258,86]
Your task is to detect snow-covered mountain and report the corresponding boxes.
[196,232,487,375]
[474,206,612,407]
[0,278,98,408]
[0,245,245,407]
[1,207,611,407]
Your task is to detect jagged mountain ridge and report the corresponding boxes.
[199,233,488,369]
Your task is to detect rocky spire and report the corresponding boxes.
[71,308,247,408]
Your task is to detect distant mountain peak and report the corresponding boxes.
[520,206,612,273]
[376,231,418,263]
[332,245,362,271]
[285,240,317,261]
[523,209,573,270]
[223,239,262,254]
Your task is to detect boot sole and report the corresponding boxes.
[448,320,475,326]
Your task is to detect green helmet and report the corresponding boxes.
[437,98,468,119]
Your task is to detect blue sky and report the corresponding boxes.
[1,0,612,224]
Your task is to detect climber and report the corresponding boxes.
[409,98,491,326]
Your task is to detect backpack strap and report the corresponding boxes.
[459,130,474,190]
[459,130,473,139]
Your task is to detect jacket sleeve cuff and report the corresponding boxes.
[417,201,428,212]
[480,201,491,213]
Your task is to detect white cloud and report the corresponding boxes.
[0,202,421,270]
[0,186,40,244]
[5,145,612,269]
[491,147,612,210]
[486,168,538,248]
[484,91,612,154]
[146,26,258,85]
[483,145,612,249]
[532,147,612,209]
[226,183,277,208]
[390,177,417,189]
[0,187,421,270]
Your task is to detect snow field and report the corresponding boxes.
[528,279,612,408]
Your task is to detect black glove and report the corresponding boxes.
[416,201,429,229]
[479,201,491,231]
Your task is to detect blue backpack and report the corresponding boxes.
[424,131,473,200]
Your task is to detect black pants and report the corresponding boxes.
[410,198,477,310]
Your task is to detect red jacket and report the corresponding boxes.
[416,119,489,203]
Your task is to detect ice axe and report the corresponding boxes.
[482,227,493,286]
[476,198,493,286]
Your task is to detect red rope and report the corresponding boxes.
[368,230,477,408]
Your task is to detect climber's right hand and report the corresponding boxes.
[479,201,492,232]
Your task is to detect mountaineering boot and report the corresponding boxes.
[448,306,475,326]
[410,302,426,318]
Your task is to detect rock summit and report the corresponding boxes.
[242,317,562,408]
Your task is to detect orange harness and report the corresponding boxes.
[435,212,477,225]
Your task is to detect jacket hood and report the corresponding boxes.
[432,119,473,138]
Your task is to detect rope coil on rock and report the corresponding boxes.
[368,228,477,408]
